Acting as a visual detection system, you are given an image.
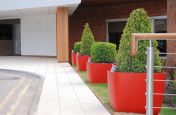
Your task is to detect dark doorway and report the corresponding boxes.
[0,19,21,55]
[108,21,126,49]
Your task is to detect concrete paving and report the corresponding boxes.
[0,56,110,115]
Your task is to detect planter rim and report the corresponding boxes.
[112,64,118,66]
[108,71,165,74]
[88,58,115,64]
[72,50,77,53]
[77,53,90,57]
[87,61,114,64]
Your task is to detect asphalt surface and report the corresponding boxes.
[0,70,43,115]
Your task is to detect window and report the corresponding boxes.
[107,21,126,49]
[107,17,167,56]
[153,18,167,56]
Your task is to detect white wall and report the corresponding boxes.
[21,14,56,56]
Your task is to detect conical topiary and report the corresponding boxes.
[117,8,161,72]
[80,23,95,56]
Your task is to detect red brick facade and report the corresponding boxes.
[69,0,167,60]
[167,0,176,64]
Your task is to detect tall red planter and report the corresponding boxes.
[87,62,112,83]
[76,53,89,71]
[71,51,77,65]
[107,71,166,115]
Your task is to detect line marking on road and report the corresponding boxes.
[0,78,25,112]
[6,80,32,115]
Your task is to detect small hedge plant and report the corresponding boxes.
[80,23,95,56]
[117,8,161,72]
[91,42,116,63]
[73,42,82,53]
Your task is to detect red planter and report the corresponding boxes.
[71,51,77,65]
[87,62,113,83]
[76,54,89,71]
[107,71,166,115]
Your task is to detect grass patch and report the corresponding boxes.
[75,68,176,115]
[160,108,176,115]
[78,71,113,113]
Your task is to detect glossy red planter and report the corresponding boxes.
[107,71,166,115]
[87,62,112,83]
[76,54,89,71]
[71,51,77,65]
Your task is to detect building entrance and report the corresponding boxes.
[0,19,21,55]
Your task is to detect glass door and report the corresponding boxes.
[13,23,21,55]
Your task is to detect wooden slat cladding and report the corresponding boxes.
[56,7,69,62]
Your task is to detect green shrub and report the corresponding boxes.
[73,42,82,53]
[80,23,95,56]
[91,42,116,63]
[117,8,161,72]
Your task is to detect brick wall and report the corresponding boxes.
[69,0,167,61]
[167,0,176,65]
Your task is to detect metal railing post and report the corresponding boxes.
[146,46,154,115]
[130,33,176,113]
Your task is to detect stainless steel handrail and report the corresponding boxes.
[131,33,176,115]
[154,66,176,69]
[154,93,176,96]
[154,107,176,110]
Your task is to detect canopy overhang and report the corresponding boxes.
[0,0,81,18]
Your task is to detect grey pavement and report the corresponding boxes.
[0,56,110,115]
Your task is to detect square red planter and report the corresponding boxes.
[87,61,112,83]
[76,53,90,71]
[71,50,77,65]
[107,71,166,115]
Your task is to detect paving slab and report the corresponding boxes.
[0,56,110,115]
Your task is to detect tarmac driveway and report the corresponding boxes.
[0,70,43,115]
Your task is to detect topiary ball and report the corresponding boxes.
[73,42,82,53]
[91,42,116,63]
